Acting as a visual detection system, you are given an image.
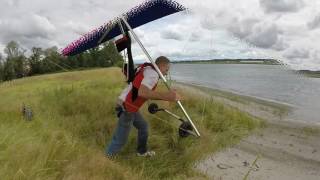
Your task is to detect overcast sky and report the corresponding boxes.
[1,0,320,70]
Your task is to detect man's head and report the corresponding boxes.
[155,56,170,76]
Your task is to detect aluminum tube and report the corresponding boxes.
[163,109,182,120]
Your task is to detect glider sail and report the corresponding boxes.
[62,0,186,56]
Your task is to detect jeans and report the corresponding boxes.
[106,105,149,155]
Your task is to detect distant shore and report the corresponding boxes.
[172,59,281,65]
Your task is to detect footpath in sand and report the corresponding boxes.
[175,83,320,180]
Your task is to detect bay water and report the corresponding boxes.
[170,64,320,125]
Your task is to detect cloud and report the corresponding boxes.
[259,0,305,13]
[227,19,283,49]
[198,10,284,50]
[200,16,218,31]
[284,48,310,60]
[0,13,57,50]
[228,18,259,39]
[161,30,183,41]
[308,50,320,64]
[62,21,91,36]
[189,33,201,42]
[271,37,289,51]
[189,0,320,69]
[307,14,320,30]
[246,23,280,49]
[0,13,56,39]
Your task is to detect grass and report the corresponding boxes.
[302,127,320,136]
[0,67,262,179]
[296,70,320,78]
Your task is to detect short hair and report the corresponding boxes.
[155,56,170,65]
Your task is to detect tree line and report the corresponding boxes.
[0,41,123,82]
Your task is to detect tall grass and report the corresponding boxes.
[0,68,262,179]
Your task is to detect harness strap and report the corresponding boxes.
[131,63,156,102]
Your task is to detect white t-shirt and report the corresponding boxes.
[119,66,159,101]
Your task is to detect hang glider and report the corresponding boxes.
[61,0,200,137]
[62,0,186,56]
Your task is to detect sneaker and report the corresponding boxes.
[137,151,156,157]
[105,153,117,160]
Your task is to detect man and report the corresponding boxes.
[106,56,180,157]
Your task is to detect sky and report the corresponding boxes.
[0,0,320,70]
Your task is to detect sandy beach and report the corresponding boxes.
[175,83,320,180]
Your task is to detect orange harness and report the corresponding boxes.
[123,63,158,112]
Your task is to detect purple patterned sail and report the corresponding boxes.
[62,0,186,56]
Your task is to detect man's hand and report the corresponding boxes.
[166,89,181,102]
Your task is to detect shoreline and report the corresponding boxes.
[174,81,320,128]
[175,81,296,107]
[173,82,320,180]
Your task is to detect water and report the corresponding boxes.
[170,64,320,124]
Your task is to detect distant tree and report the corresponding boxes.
[66,55,78,69]
[4,41,27,79]
[83,51,93,67]
[64,41,123,69]
[13,55,26,78]
[0,53,4,81]
[28,47,43,75]
[4,41,25,59]
[41,46,67,73]
[101,42,123,67]
[87,47,100,67]
[1,39,124,82]
[2,60,15,80]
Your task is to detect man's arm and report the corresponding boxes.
[138,84,180,102]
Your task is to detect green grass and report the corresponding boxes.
[302,127,320,136]
[0,67,262,179]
